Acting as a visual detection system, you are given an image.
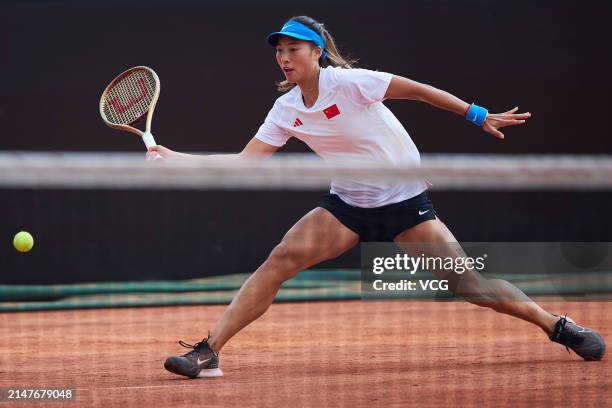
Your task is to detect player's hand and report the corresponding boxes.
[146,145,174,161]
[482,107,531,140]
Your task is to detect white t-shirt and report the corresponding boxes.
[255,66,427,208]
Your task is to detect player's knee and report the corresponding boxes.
[264,242,310,282]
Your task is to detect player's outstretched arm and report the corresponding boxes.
[384,75,531,139]
[145,137,279,162]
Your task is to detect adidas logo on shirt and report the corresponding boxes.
[293,118,303,127]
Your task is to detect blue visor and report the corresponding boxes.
[267,20,327,60]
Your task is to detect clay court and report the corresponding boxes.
[1,299,610,407]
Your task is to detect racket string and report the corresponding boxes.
[102,69,157,126]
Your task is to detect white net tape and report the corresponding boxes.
[1,152,612,190]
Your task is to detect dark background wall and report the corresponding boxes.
[1,0,611,284]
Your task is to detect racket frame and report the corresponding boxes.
[99,66,161,149]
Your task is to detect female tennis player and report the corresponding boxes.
[152,16,605,378]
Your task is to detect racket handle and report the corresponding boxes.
[142,131,157,150]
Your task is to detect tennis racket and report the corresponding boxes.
[99,66,162,158]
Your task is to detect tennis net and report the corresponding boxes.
[1,152,612,311]
[1,152,612,190]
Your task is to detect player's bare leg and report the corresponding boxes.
[165,208,358,377]
[394,218,560,334]
[393,218,605,360]
[208,208,359,353]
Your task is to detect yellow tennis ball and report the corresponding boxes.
[13,231,34,253]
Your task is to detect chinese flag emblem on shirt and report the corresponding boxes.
[323,104,340,119]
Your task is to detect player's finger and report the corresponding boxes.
[512,112,531,119]
[484,123,504,139]
[500,113,530,120]
[495,130,505,139]
[499,120,526,127]
[503,107,519,114]
[146,152,164,162]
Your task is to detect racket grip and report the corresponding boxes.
[142,131,157,150]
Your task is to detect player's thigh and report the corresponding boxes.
[269,207,359,271]
[393,218,455,244]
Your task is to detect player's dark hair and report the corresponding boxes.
[276,16,358,92]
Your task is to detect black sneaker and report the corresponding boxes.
[550,315,606,361]
[164,334,223,378]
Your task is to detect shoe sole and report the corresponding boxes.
[197,368,223,378]
[164,357,223,378]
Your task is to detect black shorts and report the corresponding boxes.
[318,191,438,242]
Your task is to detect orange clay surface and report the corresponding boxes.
[0,299,610,407]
